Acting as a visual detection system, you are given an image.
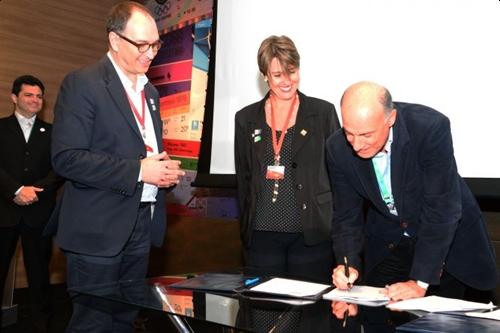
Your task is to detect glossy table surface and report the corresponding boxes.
[72,273,497,333]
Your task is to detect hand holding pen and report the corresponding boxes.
[344,256,352,289]
[332,256,359,290]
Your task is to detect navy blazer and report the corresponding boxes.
[50,56,166,256]
[0,115,62,228]
[235,91,340,247]
[326,102,498,289]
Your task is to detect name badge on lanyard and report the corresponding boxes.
[266,165,285,180]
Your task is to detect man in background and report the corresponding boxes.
[0,75,63,332]
[327,81,497,301]
[50,1,184,331]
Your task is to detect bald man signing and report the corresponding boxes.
[326,81,497,301]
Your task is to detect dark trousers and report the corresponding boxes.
[0,221,52,332]
[246,231,334,284]
[64,204,152,333]
[366,237,466,298]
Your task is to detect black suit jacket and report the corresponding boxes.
[50,55,167,256]
[0,115,62,228]
[326,102,498,289]
[235,91,340,247]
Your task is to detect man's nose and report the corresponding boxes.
[351,136,364,151]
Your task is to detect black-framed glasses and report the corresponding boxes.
[114,31,163,53]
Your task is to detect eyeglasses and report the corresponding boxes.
[114,31,163,53]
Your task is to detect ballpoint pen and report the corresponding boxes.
[344,256,352,289]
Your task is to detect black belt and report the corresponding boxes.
[139,202,154,208]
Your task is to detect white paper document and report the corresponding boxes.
[465,308,500,321]
[387,295,495,312]
[322,286,389,306]
[248,277,331,298]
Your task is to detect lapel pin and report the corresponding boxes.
[300,129,307,136]
[253,129,262,142]
[40,127,46,132]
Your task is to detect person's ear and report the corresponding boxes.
[108,31,120,52]
[10,93,17,105]
[388,109,397,126]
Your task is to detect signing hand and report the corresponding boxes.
[384,280,426,301]
[13,186,43,206]
[332,264,359,290]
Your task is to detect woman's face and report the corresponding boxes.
[265,57,300,101]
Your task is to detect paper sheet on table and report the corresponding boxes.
[248,277,331,298]
[322,286,389,306]
[466,308,500,321]
[387,295,495,312]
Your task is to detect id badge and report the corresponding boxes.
[266,165,285,180]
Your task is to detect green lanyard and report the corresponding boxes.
[372,152,398,215]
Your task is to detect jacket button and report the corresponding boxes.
[292,162,298,168]
[297,184,303,190]
[25,151,30,156]
[24,167,29,172]
[302,203,307,210]
[388,243,395,250]
[139,154,145,159]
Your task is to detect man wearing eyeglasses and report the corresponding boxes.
[49,1,185,331]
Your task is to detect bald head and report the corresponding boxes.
[340,81,397,159]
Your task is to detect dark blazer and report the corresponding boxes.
[326,102,498,289]
[50,55,166,257]
[235,91,340,247]
[0,115,62,228]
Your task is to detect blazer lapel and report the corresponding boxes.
[390,111,410,215]
[27,118,47,145]
[249,98,267,170]
[144,84,164,151]
[6,115,27,145]
[352,155,388,211]
[292,93,315,157]
[101,57,143,142]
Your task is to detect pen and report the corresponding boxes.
[342,309,348,328]
[344,256,352,289]
[244,277,260,286]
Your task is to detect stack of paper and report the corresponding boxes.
[322,286,389,306]
[387,295,495,312]
[466,308,500,321]
[248,277,331,299]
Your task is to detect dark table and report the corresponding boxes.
[71,274,498,333]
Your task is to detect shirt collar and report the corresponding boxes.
[107,52,148,92]
[14,111,36,125]
[373,127,394,159]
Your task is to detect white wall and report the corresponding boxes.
[211,0,500,177]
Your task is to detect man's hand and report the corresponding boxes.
[140,151,185,187]
[384,280,426,301]
[331,301,358,320]
[332,264,359,289]
[13,186,43,206]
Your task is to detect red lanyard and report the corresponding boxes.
[126,90,146,137]
[269,93,298,164]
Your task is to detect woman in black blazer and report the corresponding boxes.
[234,35,340,283]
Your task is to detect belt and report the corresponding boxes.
[139,202,154,208]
